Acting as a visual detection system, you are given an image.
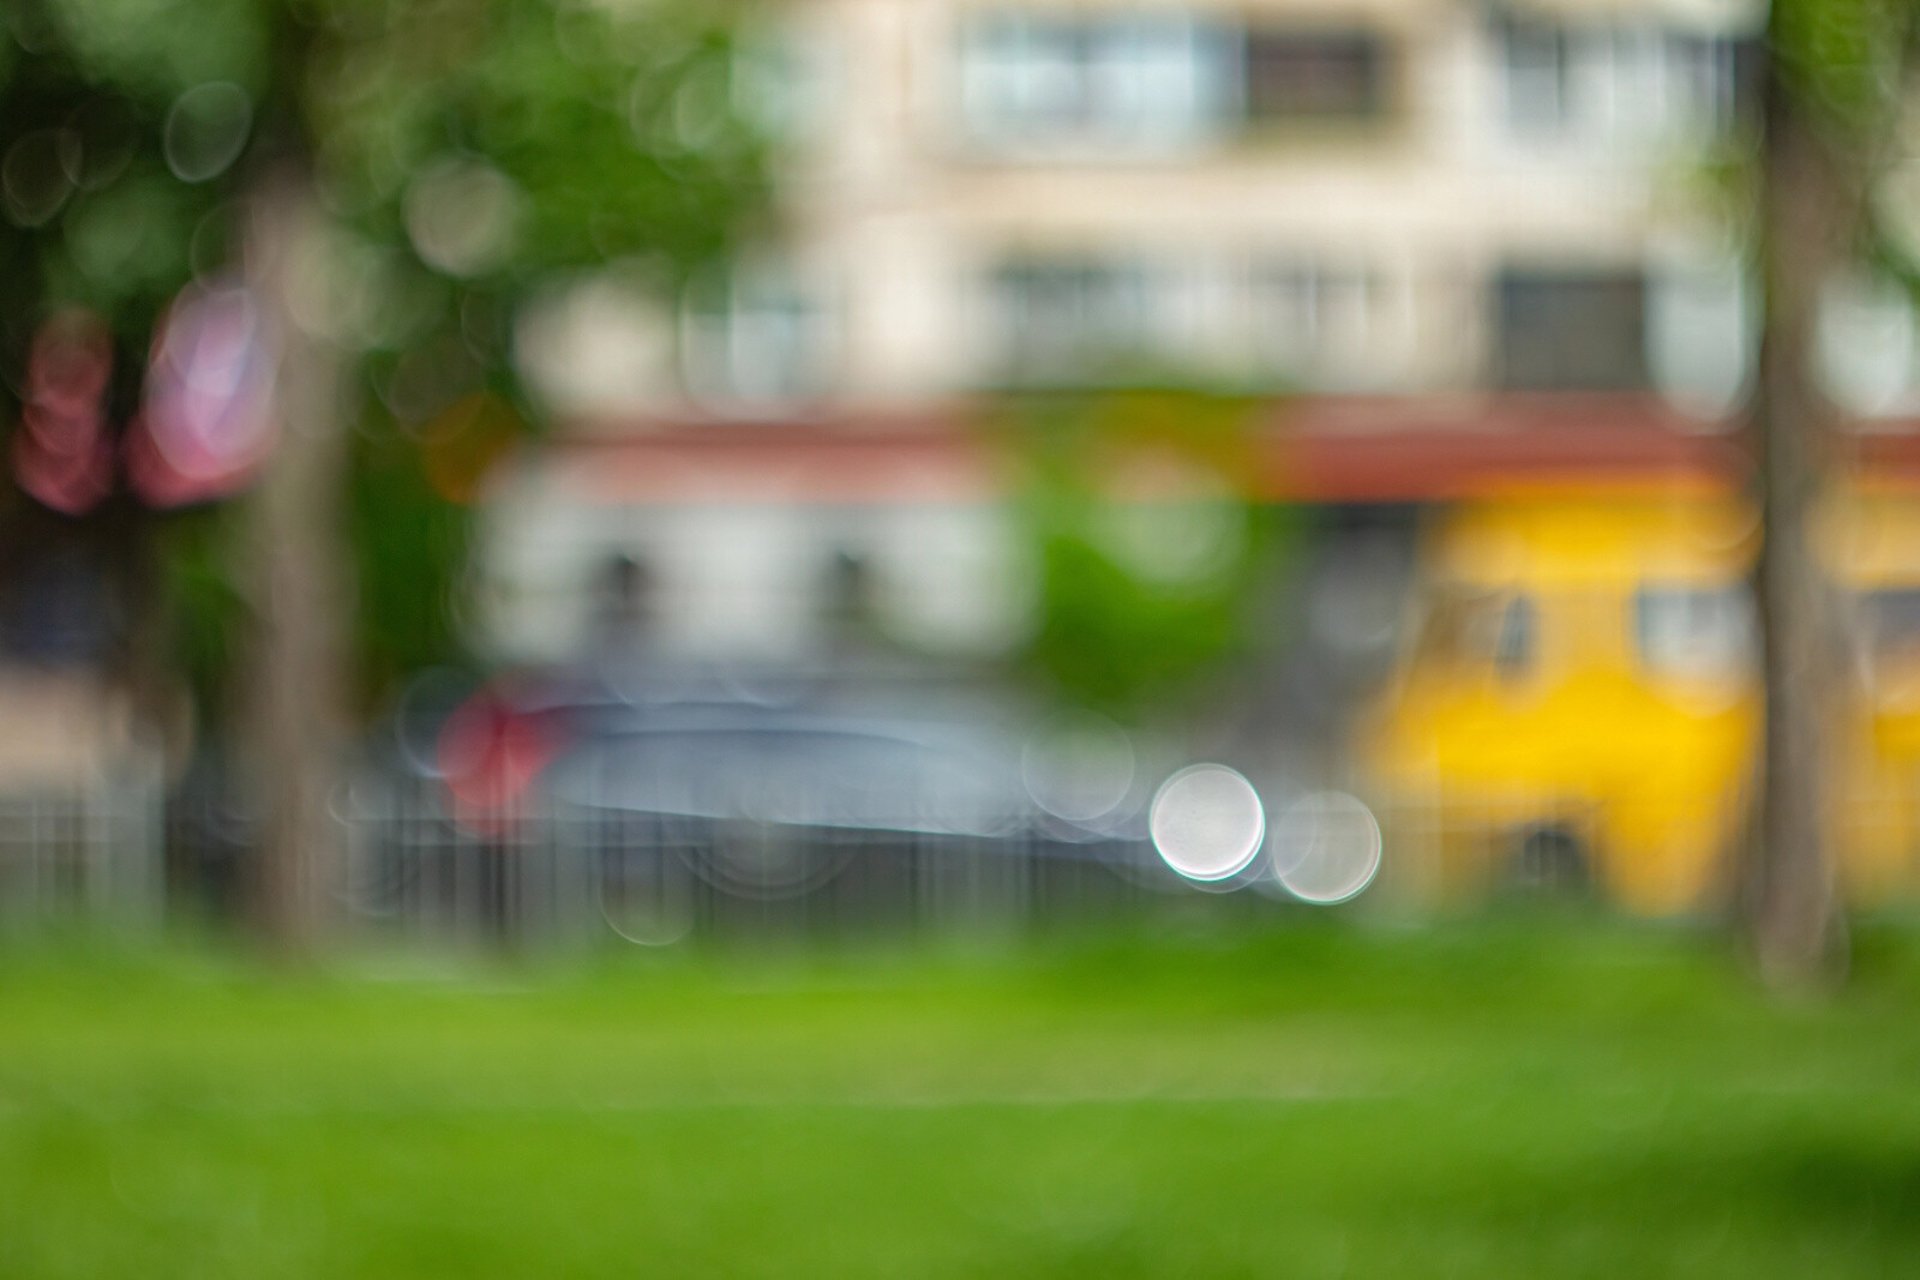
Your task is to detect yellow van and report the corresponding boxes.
[1361,483,1760,914]
[1362,478,1920,915]
[1825,478,1920,903]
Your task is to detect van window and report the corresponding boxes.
[1633,585,1752,676]
[1495,268,1647,390]
[1856,588,1920,685]
[1493,595,1535,677]
[1416,588,1534,677]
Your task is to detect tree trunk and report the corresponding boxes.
[237,172,351,954]
[1746,37,1849,988]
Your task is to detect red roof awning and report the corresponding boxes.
[526,394,1914,506]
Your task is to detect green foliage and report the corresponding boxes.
[155,507,246,713]
[349,410,478,708]
[1026,528,1241,717]
[1769,0,1913,135]
[0,9,224,394]
[35,0,271,101]
[310,0,769,298]
[1765,0,1920,348]
[0,0,770,713]
[1003,383,1297,719]
[7,923,1920,1275]
[47,163,203,313]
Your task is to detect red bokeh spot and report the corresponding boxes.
[12,310,114,516]
[435,686,565,838]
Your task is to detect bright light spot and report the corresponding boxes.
[1819,270,1917,416]
[164,83,252,183]
[1149,764,1264,883]
[1022,712,1135,824]
[514,273,677,412]
[11,310,112,515]
[1270,791,1382,905]
[130,278,277,507]
[405,158,522,277]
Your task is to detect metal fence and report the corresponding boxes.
[0,762,1203,947]
[339,768,1174,950]
[0,763,165,930]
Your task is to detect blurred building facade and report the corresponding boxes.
[478,0,1871,670]
[532,0,1766,413]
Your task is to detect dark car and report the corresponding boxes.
[348,663,1175,943]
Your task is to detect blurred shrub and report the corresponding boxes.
[998,379,1299,718]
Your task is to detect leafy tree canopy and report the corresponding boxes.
[0,0,771,706]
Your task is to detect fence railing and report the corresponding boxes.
[0,762,165,930]
[338,769,1174,949]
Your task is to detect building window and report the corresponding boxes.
[1495,268,1647,391]
[680,266,832,411]
[1501,21,1572,135]
[1647,257,1752,415]
[1241,30,1388,123]
[958,13,1397,154]
[989,255,1174,382]
[1250,260,1385,387]
[1668,32,1752,137]
[1497,18,1756,149]
[959,13,1227,152]
[1817,271,1920,416]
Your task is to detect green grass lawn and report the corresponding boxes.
[4,916,1920,1277]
